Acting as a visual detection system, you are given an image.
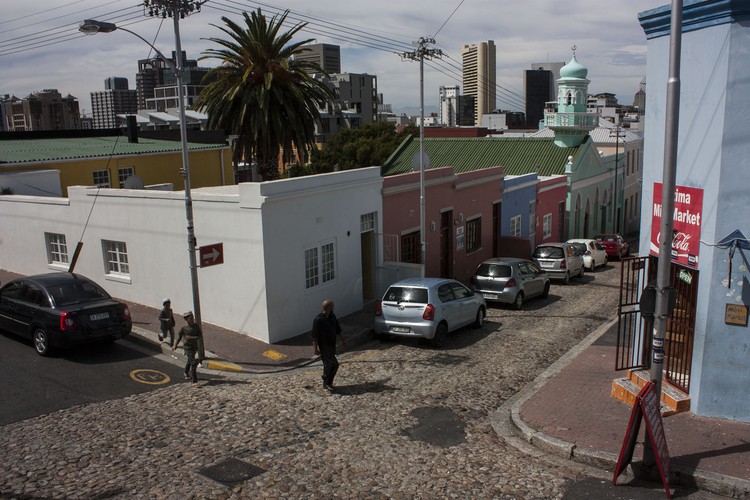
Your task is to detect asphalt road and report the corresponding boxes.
[0,332,188,426]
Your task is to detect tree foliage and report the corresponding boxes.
[306,122,418,175]
[194,9,334,181]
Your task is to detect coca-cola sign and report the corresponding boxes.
[650,183,703,267]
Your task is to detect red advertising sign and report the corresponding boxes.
[613,382,672,498]
[650,183,703,268]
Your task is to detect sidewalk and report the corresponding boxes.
[500,318,750,498]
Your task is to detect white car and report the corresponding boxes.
[567,239,608,271]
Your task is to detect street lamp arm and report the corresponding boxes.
[79,20,178,73]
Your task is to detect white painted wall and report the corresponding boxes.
[0,167,383,343]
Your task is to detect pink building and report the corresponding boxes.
[535,175,568,245]
[382,166,504,284]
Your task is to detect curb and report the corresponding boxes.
[500,317,750,498]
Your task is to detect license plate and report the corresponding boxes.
[539,261,553,268]
[90,312,110,321]
[482,293,498,300]
[391,326,410,333]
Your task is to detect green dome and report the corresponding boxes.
[560,55,588,79]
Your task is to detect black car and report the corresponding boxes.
[0,273,132,356]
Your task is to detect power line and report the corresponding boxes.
[432,0,464,39]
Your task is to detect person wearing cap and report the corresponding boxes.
[158,298,175,344]
[172,311,203,387]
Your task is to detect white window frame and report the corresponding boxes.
[102,239,130,281]
[543,213,553,239]
[305,240,336,290]
[118,166,135,188]
[93,170,110,188]
[45,232,69,267]
[510,215,522,237]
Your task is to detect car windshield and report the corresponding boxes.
[48,280,111,306]
[475,263,512,278]
[569,243,586,253]
[533,246,564,259]
[383,286,428,304]
[597,235,617,242]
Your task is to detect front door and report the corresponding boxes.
[440,210,453,278]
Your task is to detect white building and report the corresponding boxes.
[0,168,383,343]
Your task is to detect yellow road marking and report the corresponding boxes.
[205,359,243,372]
[262,349,287,361]
[130,369,171,385]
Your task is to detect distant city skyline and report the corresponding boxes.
[1,1,665,116]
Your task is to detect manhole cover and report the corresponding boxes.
[199,458,266,486]
[402,406,466,447]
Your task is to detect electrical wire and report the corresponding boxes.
[432,0,464,39]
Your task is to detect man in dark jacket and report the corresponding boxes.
[172,311,203,387]
[312,300,345,392]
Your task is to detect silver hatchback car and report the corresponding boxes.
[532,242,585,285]
[373,278,486,347]
[472,258,550,309]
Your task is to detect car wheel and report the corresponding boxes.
[562,272,570,285]
[433,323,448,348]
[541,282,550,298]
[513,292,524,310]
[578,265,585,279]
[473,307,485,328]
[32,328,51,356]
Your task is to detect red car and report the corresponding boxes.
[594,234,630,259]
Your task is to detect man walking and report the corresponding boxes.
[312,300,345,392]
[173,311,203,387]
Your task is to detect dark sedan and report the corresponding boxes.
[0,273,132,356]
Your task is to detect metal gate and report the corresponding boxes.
[616,255,698,394]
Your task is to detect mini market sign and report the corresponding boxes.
[650,183,704,268]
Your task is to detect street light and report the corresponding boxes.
[80,6,204,356]
[610,122,626,234]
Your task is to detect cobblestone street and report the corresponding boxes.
[0,265,622,499]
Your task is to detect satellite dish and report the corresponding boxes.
[123,175,145,189]
[411,152,430,172]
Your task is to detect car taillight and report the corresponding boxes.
[560,259,567,269]
[423,304,435,321]
[59,311,78,331]
[121,303,131,319]
[505,278,517,289]
[375,300,382,316]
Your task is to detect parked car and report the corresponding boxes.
[471,258,550,309]
[532,242,585,284]
[0,273,132,356]
[373,277,486,347]
[595,233,630,259]
[567,238,608,271]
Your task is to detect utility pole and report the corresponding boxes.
[610,122,626,234]
[400,37,442,276]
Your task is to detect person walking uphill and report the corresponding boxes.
[312,300,345,392]
[158,298,175,345]
[173,311,203,387]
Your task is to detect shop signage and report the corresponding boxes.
[725,304,749,326]
[650,183,703,268]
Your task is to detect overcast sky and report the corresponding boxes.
[1,0,667,116]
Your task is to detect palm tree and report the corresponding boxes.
[195,9,333,181]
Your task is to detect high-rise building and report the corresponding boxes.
[315,72,378,142]
[524,62,564,128]
[135,51,208,110]
[1,89,80,131]
[91,77,138,129]
[439,85,460,126]
[294,43,341,74]
[461,40,496,126]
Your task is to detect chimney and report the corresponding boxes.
[127,115,138,143]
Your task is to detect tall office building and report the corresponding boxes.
[91,77,137,129]
[135,51,207,110]
[461,40,496,126]
[1,89,80,131]
[525,62,564,128]
[294,43,341,74]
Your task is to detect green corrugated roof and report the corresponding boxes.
[382,136,581,177]
[0,136,226,164]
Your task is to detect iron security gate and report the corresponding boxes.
[616,256,699,394]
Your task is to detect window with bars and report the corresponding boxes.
[466,217,481,253]
[305,241,336,289]
[543,214,553,238]
[510,215,522,237]
[400,230,421,264]
[118,167,135,188]
[93,170,110,188]
[102,240,129,275]
[45,233,69,265]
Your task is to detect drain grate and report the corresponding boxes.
[199,458,266,486]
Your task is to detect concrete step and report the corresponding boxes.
[611,377,684,416]
[627,369,691,413]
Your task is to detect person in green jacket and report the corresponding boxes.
[173,311,202,387]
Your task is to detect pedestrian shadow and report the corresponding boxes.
[333,378,398,396]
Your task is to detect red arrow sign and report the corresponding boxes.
[199,243,224,268]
